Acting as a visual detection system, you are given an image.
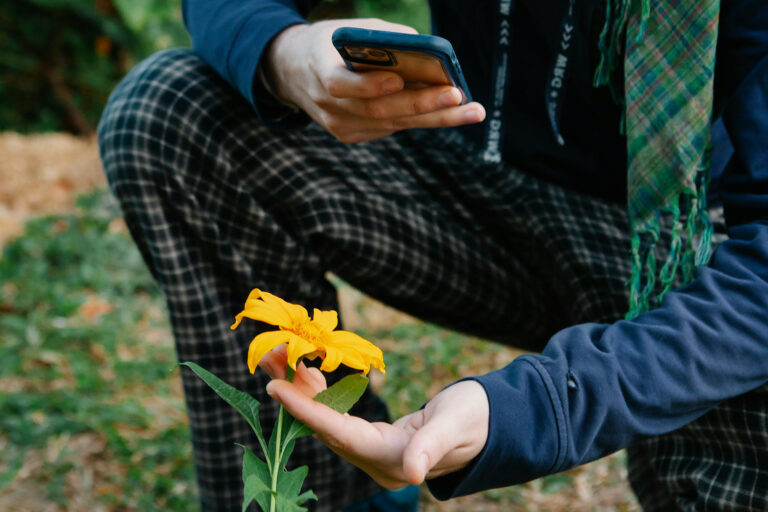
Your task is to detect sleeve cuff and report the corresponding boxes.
[227,8,310,127]
[251,47,311,128]
[426,356,564,499]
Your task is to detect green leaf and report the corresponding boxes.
[240,444,316,512]
[240,445,272,512]
[243,475,271,512]
[280,415,310,456]
[315,373,369,413]
[293,490,319,506]
[278,464,308,499]
[275,487,317,512]
[284,373,369,442]
[275,465,317,512]
[180,362,269,466]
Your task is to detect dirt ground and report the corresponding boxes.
[0,132,104,245]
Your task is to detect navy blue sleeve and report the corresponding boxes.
[182,0,318,124]
[429,0,768,499]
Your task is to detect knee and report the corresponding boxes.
[97,49,215,191]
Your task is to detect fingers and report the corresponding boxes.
[358,99,484,129]
[259,347,327,397]
[293,364,327,397]
[322,67,405,99]
[267,379,400,460]
[259,346,287,379]
[320,100,485,143]
[385,101,485,130]
[268,378,414,489]
[266,374,488,490]
[267,379,350,435]
[323,83,481,125]
[343,86,462,120]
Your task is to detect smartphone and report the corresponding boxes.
[332,27,472,104]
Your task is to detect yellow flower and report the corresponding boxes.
[231,289,386,376]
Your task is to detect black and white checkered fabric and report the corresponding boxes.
[98,49,768,511]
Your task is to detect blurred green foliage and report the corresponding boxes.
[355,0,430,34]
[0,0,189,135]
[0,0,428,135]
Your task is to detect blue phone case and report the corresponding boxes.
[332,27,472,103]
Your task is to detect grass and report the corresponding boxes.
[0,189,639,511]
[0,190,194,510]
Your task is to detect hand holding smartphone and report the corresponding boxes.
[264,19,484,143]
[332,27,472,104]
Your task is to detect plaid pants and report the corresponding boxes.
[98,49,768,511]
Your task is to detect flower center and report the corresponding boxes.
[290,318,328,344]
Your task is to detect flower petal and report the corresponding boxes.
[231,304,284,329]
[371,357,386,375]
[312,309,338,332]
[337,351,372,374]
[231,289,310,330]
[330,331,384,357]
[247,330,291,374]
[233,301,291,329]
[286,334,320,371]
[328,330,385,374]
[259,290,309,324]
[319,345,344,373]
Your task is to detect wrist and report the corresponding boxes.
[265,23,309,105]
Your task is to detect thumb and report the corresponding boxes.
[401,422,453,485]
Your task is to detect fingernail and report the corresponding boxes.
[438,89,459,107]
[266,381,276,397]
[381,77,401,94]
[464,109,483,123]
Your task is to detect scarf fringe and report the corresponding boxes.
[626,168,713,319]
[594,0,714,318]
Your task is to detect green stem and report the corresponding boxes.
[269,366,294,512]
[269,405,284,512]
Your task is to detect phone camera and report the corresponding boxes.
[341,46,396,67]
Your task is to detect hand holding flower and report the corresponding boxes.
[261,346,491,490]
[184,288,489,510]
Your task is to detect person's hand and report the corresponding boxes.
[260,347,490,489]
[264,19,486,143]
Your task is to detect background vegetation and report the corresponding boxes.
[0,0,639,510]
[0,0,429,135]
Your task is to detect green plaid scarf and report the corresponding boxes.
[594,0,720,317]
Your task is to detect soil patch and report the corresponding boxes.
[0,132,104,245]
